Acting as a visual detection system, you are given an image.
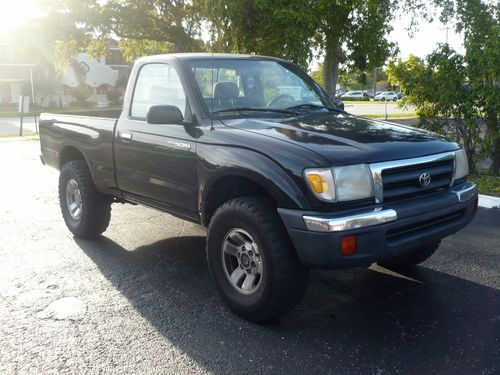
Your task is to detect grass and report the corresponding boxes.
[471,174,500,197]
[0,106,122,118]
[342,100,403,105]
[0,133,38,139]
[362,113,418,119]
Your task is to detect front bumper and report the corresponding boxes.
[278,182,478,269]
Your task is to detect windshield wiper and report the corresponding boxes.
[286,103,343,113]
[212,107,298,116]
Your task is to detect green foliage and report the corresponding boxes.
[310,64,324,87]
[388,0,499,174]
[207,0,316,68]
[71,84,92,105]
[471,174,500,196]
[387,44,497,172]
[101,0,205,52]
[106,88,122,105]
[119,39,174,63]
[53,39,80,74]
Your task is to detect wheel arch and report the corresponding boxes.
[59,145,87,169]
[201,168,307,227]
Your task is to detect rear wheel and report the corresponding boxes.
[206,196,307,322]
[378,242,440,269]
[59,160,111,238]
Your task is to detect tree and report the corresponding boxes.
[313,0,397,97]
[36,0,207,63]
[389,0,499,175]
[206,0,316,68]
[207,1,397,96]
[388,50,482,171]
[450,0,499,174]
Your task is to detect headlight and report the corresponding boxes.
[333,164,374,201]
[454,148,469,180]
[304,164,374,202]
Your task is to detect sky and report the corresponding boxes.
[389,11,464,59]
[0,0,464,61]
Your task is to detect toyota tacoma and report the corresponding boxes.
[39,54,478,321]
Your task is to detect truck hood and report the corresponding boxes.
[222,112,459,165]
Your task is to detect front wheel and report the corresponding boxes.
[206,197,307,322]
[59,160,111,238]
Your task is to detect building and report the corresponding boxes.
[59,47,130,107]
[0,42,36,105]
[0,42,130,108]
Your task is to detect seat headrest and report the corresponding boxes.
[214,81,239,100]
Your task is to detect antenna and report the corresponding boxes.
[440,25,450,44]
[210,0,215,130]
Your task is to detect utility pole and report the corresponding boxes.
[440,25,450,44]
[19,96,24,137]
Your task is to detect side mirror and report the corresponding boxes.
[147,105,184,125]
[336,99,345,111]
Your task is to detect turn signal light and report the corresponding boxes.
[306,173,328,193]
[341,235,357,256]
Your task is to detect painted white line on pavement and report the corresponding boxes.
[478,194,500,209]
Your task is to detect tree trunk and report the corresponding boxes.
[489,134,500,175]
[323,34,341,98]
[486,110,499,175]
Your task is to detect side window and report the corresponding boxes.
[130,63,187,119]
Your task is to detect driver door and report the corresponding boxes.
[114,62,198,220]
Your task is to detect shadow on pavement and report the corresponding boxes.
[75,227,499,374]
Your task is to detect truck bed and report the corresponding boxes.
[39,111,120,194]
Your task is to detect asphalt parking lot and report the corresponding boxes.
[0,139,498,374]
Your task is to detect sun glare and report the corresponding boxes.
[0,0,41,33]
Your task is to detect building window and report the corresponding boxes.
[0,83,11,104]
[97,85,108,95]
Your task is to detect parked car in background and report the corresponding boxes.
[365,89,376,98]
[340,91,370,101]
[335,89,345,98]
[375,91,398,101]
[397,92,403,99]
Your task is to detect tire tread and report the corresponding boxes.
[59,160,111,238]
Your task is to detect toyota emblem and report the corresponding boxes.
[419,172,431,187]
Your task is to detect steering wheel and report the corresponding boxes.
[266,94,296,108]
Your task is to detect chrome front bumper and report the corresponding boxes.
[303,182,477,233]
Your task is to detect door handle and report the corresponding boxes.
[119,132,133,142]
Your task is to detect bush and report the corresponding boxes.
[72,85,92,105]
[106,88,122,105]
[387,46,498,174]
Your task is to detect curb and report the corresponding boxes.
[478,194,500,209]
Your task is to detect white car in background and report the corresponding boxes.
[374,91,398,101]
[340,91,370,101]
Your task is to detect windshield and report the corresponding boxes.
[188,59,337,116]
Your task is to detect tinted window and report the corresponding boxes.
[131,63,186,119]
[189,59,335,114]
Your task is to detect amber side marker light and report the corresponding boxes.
[341,235,357,256]
[306,173,327,193]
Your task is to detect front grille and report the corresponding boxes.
[381,159,454,201]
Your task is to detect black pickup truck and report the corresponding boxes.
[40,53,478,321]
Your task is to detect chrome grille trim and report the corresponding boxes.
[369,151,457,203]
